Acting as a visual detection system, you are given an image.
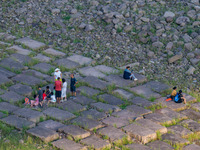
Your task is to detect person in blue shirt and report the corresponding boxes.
[123,66,138,81]
[70,73,78,99]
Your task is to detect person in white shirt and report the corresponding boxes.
[61,78,67,101]
[54,68,62,81]
[47,92,56,105]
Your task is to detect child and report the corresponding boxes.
[175,90,187,104]
[171,86,177,101]
[46,86,51,100]
[31,95,39,107]
[61,78,67,101]
[55,77,62,104]
[123,66,138,81]
[47,92,56,105]
[38,86,43,107]
[70,73,78,99]
[43,90,46,101]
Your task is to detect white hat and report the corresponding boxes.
[55,68,60,72]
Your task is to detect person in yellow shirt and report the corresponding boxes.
[171,86,177,101]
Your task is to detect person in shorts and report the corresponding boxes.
[46,86,51,100]
[55,77,62,103]
[38,87,43,107]
[70,74,78,99]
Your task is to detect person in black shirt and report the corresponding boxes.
[38,86,43,107]
[70,74,78,99]
[176,90,187,104]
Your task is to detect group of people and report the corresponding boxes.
[170,86,187,104]
[30,68,78,108]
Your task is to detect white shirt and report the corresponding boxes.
[54,71,61,80]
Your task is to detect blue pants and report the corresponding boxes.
[130,74,136,79]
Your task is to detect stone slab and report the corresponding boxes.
[11,53,32,64]
[136,119,167,134]
[94,65,119,74]
[71,116,104,131]
[126,143,150,150]
[0,67,16,78]
[0,91,25,103]
[44,48,65,57]
[58,125,90,139]
[157,97,187,111]
[0,58,24,71]
[27,126,59,142]
[81,109,107,121]
[162,133,189,145]
[91,102,121,113]
[15,37,45,50]
[97,126,128,142]
[81,135,111,150]
[32,62,55,73]
[180,119,200,132]
[61,100,86,113]
[43,107,76,121]
[13,108,45,123]
[157,108,187,120]
[7,45,32,55]
[144,81,171,93]
[180,109,200,121]
[123,123,157,144]
[38,120,64,131]
[52,139,87,150]
[1,115,35,130]
[80,76,110,90]
[144,112,173,125]
[9,83,33,96]
[112,109,142,121]
[54,58,80,69]
[148,141,174,150]
[126,105,152,116]
[79,67,106,78]
[0,89,5,95]
[0,112,6,119]
[183,93,196,103]
[104,74,147,87]
[73,95,96,105]
[97,94,124,105]
[113,89,134,100]
[33,54,52,62]
[0,74,11,86]
[77,86,100,96]
[67,54,93,65]
[168,125,193,137]
[12,74,45,86]
[0,102,20,113]
[102,116,129,128]
[183,144,200,150]
[130,97,156,108]
[131,85,161,99]
[191,102,200,111]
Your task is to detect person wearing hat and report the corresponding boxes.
[54,68,62,81]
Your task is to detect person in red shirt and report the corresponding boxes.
[55,77,62,103]
[42,90,46,101]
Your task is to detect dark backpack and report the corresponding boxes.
[174,93,180,102]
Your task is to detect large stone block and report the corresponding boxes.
[91,102,121,113]
[126,105,152,116]
[180,119,200,132]
[32,63,55,73]
[22,69,51,81]
[13,108,45,123]
[94,65,118,74]
[191,102,200,111]
[148,141,174,150]
[61,100,86,113]
[12,74,45,86]
[113,89,134,100]
[44,48,65,57]
[7,45,32,55]
[67,54,93,65]
[102,116,129,128]
[144,81,170,93]
[180,109,200,121]
[73,95,95,105]
[162,133,189,145]
[58,125,90,139]
[43,107,76,121]
[157,108,187,120]
[81,135,111,150]
[1,115,35,130]
[79,67,106,78]
[112,109,142,121]
[11,53,32,64]
[0,74,11,86]
[81,109,107,121]
[0,91,25,103]
[71,116,104,131]
[38,120,64,131]
[52,139,87,150]
[9,83,33,96]
[54,58,80,69]
[33,54,52,62]
[130,85,161,99]
[77,86,100,96]
[27,126,59,142]
[130,97,155,108]
[97,94,124,105]
[183,144,200,150]
[81,76,110,90]
[126,143,150,150]
[0,67,16,78]
[168,125,193,137]
[0,102,20,113]
[15,37,45,50]
[0,58,24,71]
